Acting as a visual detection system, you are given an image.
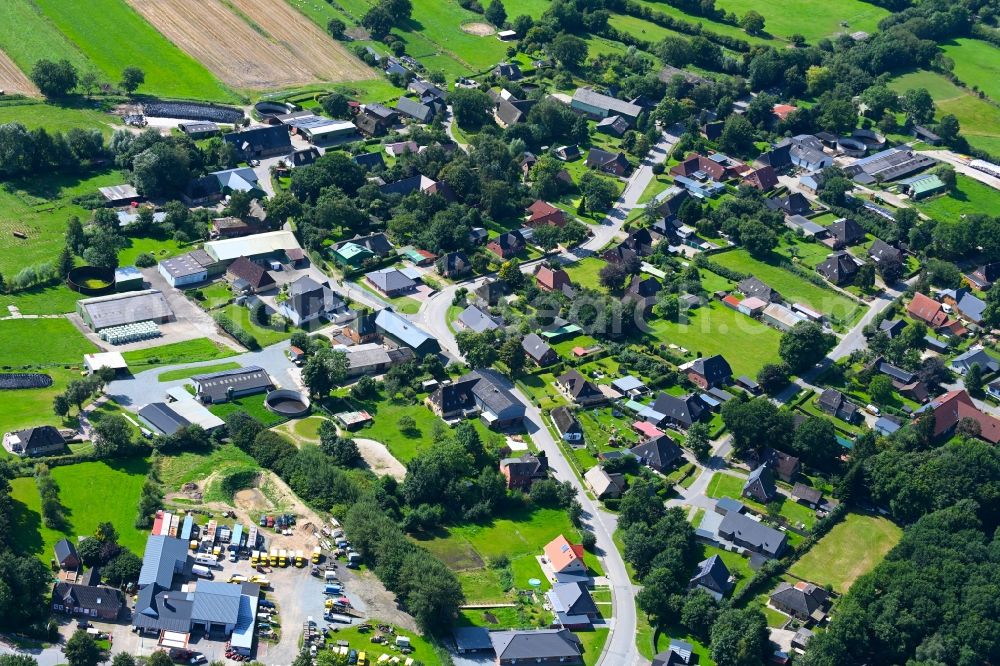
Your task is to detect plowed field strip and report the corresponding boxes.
[0,48,38,96]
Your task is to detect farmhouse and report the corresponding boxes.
[556,369,605,406]
[426,368,524,429]
[52,581,125,621]
[818,389,860,423]
[98,184,141,207]
[490,629,582,666]
[543,535,588,582]
[684,354,732,389]
[3,426,65,457]
[551,406,583,442]
[571,88,642,122]
[918,389,1000,443]
[487,230,526,259]
[437,251,471,278]
[375,309,439,356]
[526,200,567,227]
[546,582,599,629]
[689,554,733,601]
[192,366,273,404]
[499,453,547,490]
[907,292,948,328]
[643,393,705,430]
[77,290,174,332]
[226,257,276,294]
[223,124,291,159]
[535,265,571,292]
[769,581,830,623]
[278,276,345,327]
[586,148,631,176]
[204,231,301,265]
[630,435,682,473]
[395,97,435,123]
[343,343,414,378]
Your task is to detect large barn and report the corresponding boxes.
[76,290,174,331]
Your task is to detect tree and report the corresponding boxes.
[902,87,935,125]
[739,10,765,34]
[686,422,711,461]
[119,66,145,95]
[636,566,686,625]
[79,71,99,98]
[868,374,894,405]
[77,537,104,567]
[854,261,875,291]
[327,17,347,38]
[131,142,191,196]
[936,114,960,144]
[456,330,499,368]
[449,88,493,130]
[319,420,361,467]
[64,630,101,666]
[321,92,350,118]
[738,219,777,258]
[966,363,985,397]
[146,651,172,666]
[931,163,956,191]
[779,321,835,373]
[361,6,393,39]
[66,216,86,255]
[756,363,790,395]
[484,0,507,27]
[30,59,78,98]
[579,172,618,212]
[497,260,523,289]
[710,607,769,666]
[93,414,133,458]
[302,349,348,398]
[498,335,525,377]
[792,415,839,468]
[721,397,794,455]
[681,591,719,641]
[719,114,754,155]
[599,262,630,292]
[53,394,70,419]
[550,33,588,69]
[103,550,142,586]
[56,245,75,279]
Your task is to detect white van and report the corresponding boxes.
[194,554,218,567]
[192,565,213,578]
[865,404,881,416]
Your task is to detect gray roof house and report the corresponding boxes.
[557,369,606,406]
[546,582,599,628]
[769,581,830,622]
[427,368,524,429]
[52,582,125,620]
[375,309,440,355]
[490,629,583,665]
[738,277,779,302]
[718,511,787,557]
[278,276,345,327]
[647,392,705,429]
[652,640,694,666]
[551,406,584,442]
[365,267,417,297]
[522,333,558,366]
[54,539,80,570]
[743,465,777,503]
[630,435,682,472]
[571,88,642,121]
[689,554,733,600]
[816,252,859,285]
[457,305,503,333]
[951,347,1000,375]
[138,536,190,589]
[3,425,65,457]
[396,97,435,123]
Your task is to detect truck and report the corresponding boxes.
[324,570,338,582]
[347,552,361,568]
[250,550,260,566]
[295,550,305,567]
[324,583,342,595]
[312,546,322,564]
[248,576,270,588]
[269,548,278,566]
[278,549,288,567]
[212,545,222,558]
[192,565,213,579]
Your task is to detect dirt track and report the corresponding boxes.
[127,0,374,90]
[0,49,38,96]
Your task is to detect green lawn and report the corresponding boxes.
[631,0,770,45]
[29,0,237,101]
[579,628,610,666]
[0,2,95,79]
[0,367,85,440]
[318,622,444,666]
[0,168,125,276]
[157,362,241,382]
[118,236,188,267]
[518,372,566,411]
[700,543,753,594]
[122,338,237,370]
[191,281,236,310]
[941,38,1000,104]
[916,174,1000,224]
[711,248,864,326]
[654,627,715,666]
[332,391,442,463]
[158,444,259,492]
[789,513,901,593]
[0,317,96,367]
[608,12,689,44]
[357,282,421,314]
[562,257,607,292]
[712,0,888,42]
[889,70,1000,155]
[706,472,817,530]
[208,394,286,427]
[0,283,84,315]
[415,506,602,601]
[643,299,783,378]
[0,101,121,136]
[218,304,294,347]
[9,458,150,558]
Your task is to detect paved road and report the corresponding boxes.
[916,148,1000,191]
[0,643,63,666]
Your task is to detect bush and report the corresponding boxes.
[134,252,156,268]
[213,313,260,350]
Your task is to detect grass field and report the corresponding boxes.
[0,317,96,367]
[208,393,286,427]
[9,457,150,558]
[158,443,258,491]
[608,13,688,44]
[29,0,236,101]
[157,362,241,382]
[712,0,888,42]
[941,38,1000,104]
[789,513,901,593]
[562,257,607,292]
[415,506,601,601]
[0,2,94,81]
[218,304,294,348]
[333,391,442,463]
[706,472,817,530]
[889,70,1000,155]
[318,623,444,666]
[916,173,1000,224]
[631,0,769,45]
[123,338,237,370]
[0,101,120,135]
[0,168,124,276]
[710,249,864,325]
[0,283,83,315]
[643,299,783,377]
[357,282,421,314]
[118,236,187,267]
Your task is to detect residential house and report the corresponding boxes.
[500,453,547,490]
[586,148,631,176]
[907,292,948,328]
[551,406,583,442]
[487,230,525,259]
[625,275,662,313]
[375,309,440,355]
[755,143,793,171]
[784,135,834,171]
[879,318,907,338]
[536,265,572,292]
[3,426,65,457]
[828,218,865,247]
[630,435,682,473]
[493,62,523,79]
[384,140,418,158]
[182,168,263,206]
[526,200,567,228]
[941,288,988,326]
[868,239,903,269]
[718,511,787,557]
[743,465,777,503]
[670,153,727,182]
[278,276,345,327]
[490,629,583,666]
[353,151,387,171]
[54,539,81,570]
[288,147,321,168]
[950,347,1000,375]
[557,369,606,406]
[475,278,507,306]
[685,354,732,389]
[365,267,417,297]
[546,582,599,629]
[543,535,588,581]
[791,483,822,508]
[493,96,533,127]
[522,333,558,366]
[426,368,524,429]
[751,448,801,483]
[333,242,374,268]
[395,97,435,123]
[688,555,733,601]
[743,165,779,191]
[336,233,394,259]
[211,217,262,239]
[918,389,1000,443]
[469,227,489,246]
[967,262,1000,289]
[192,367,273,404]
[652,640,695,666]
[596,115,629,137]
[346,309,379,345]
[645,392,705,430]
[816,252,859,285]
[223,125,291,159]
[766,192,812,217]
[456,305,503,333]
[817,389,860,423]
[225,257,276,293]
[554,145,581,161]
[584,465,625,499]
[738,277,780,302]
[52,582,125,620]
[769,581,830,623]
[571,88,642,122]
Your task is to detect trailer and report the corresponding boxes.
[202,520,218,545]
[247,525,259,551]
[325,613,354,625]
[324,570,338,582]
[269,548,278,566]
[250,550,260,566]
[168,513,180,537]
[151,510,164,536]
[180,514,194,541]
[278,549,288,567]
[158,512,173,536]
[312,546,322,563]
[347,552,361,568]
[294,550,305,567]
[230,524,244,551]
[324,583,342,595]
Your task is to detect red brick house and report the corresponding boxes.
[487,230,525,259]
[536,265,571,292]
[743,166,778,192]
[526,200,567,228]
[500,453,547,490]
[907,292,948,328]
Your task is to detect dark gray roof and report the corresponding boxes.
[354,151,386,170]
[551,406,582,436]
[547,581,597,617]
[876,359,915,383]
[53,582,124,615]
[869,238,902,264]
[791,483,822,504]
[829,217,865,244]
[139,403,190,436]
[396,97,434,123]
[458,305,502,333]
[770,581,829,616]
[134,585,194,633]
[557,369,602,401]
[192,366,272,403]
[366,268,416,293]
[465,368,523,417]
[718,511,787,557]
[54,539,77,565]
[630,435,682,470]
[879,318,907,338]
[337,233,394,257]
[689,554,732,595]
[452,626,492,651]
[522,333,554,363]
[223,125,291,155]
[650,392,704,427]
[490,629,582,661]
[744,465,776,501]
[738,277,777,302]
[286,275,343,319]
[689,355,732,384]
[952,347,999,373]
[12,426,65,455]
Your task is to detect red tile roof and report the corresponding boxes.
[924,389,1000,443]
[544,535,585,573]
[907,292,947,327]
[633,421,664,439]
[773,104,797,120]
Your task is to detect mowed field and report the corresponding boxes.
[941,38,1000,104]
[128,0,374,91]
[712,0,888,42]
[890,70,1000,156]
[789,514,901,593]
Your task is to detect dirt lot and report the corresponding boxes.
[0,49,37,96]
[354,438,406,481]
[461,22,496,36]
[127,0,373,90]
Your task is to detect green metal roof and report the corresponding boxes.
[336,242,373,260]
